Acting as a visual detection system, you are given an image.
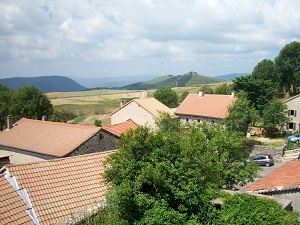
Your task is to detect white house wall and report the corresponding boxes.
[111,101,156,128]
[285,98,300,132]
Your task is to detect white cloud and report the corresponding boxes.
[0,0,299,78]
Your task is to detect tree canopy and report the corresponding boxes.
[153,86,179,108]
[102,115,263,224]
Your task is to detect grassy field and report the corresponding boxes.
[46,84,227,126]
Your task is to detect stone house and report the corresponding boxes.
[0,117,104,164]
[175,91,237,124]
[99,120,138,151]
[284,94,300,132]
[110,97,173,129]
[0,150,115,224]
[245,160,300,212]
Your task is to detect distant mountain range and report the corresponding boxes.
[118,71,223,90]
[0,72,249,92]
[0,76,86,92]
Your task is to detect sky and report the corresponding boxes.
[0,0,300,79]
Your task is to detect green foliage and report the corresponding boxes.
[72,116,87,124]
[153,86,179,108]
[275,41,300,95]
[252,59,278,84]
[0,85,12,131]
[9,85,54,121]
[180,91,189,102]
[225,91,260,135]
[262,99,289,136]
[102,115,259,224]
[94,119,102,127]
[50,109,77,122]
[215,83,233,95]
[232,75,275,114]
[200,85,214,94]
[212,193,300,225]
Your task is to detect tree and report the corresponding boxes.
[153,86,179,108]
[10,86,53,121]
[262,99,289,136]
[94,119,102,127]
[212,193,299,225]
[225,91,259,135]
[252,59,278,84]
[215,83,233,95]
[103,116,259,224]
[50,109,77,123]
[180,91,189,102]
[275,41,300,95]
[232,75,275,115]
[200,85,214,94]
[0,85,12,131]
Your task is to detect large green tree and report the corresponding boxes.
[252,59,278,84]
[262,99,289,136]
[275,41,300,95]
[225,91,259,135]
[103,116,259,224]
[0,85,12,131]
[10,85,53,121]
[215,83,233,95]
[232,75,275,114]
[153,86,179,108]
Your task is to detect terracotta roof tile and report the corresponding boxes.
[0,176,34,225]
[102,120,138,137]
[6,150,115,224]
[175,93,236,119]
[0,118,101,157]
[111,97,172,118]
[245,160,300,192]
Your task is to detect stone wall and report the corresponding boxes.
[248,145,285,163]
[178,114,222,125]
[69,130,118,157]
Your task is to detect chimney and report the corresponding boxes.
[230,91,235,99]
[198,90,204,98]
[120,100,124,107]
[42,115,47,121]
[7,115,13,129]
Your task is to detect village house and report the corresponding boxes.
[110,97,173,129]
[245,160,300,212]
[99,119,138,151]
[175,91,237,124]
[284,94,300,132]
[0,150,115,224]
[0,116,105,164]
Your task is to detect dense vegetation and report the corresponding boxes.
[83,114,299,224]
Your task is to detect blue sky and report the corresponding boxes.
[0,0,299,79]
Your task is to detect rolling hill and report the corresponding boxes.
[0,76,86,93]
[119,71,223,90]
[213,73,250,81]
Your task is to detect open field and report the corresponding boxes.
[46,84,228,126]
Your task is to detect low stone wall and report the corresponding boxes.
[248,145,285,163]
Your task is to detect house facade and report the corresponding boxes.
[284,94,300,132]
[175,91,237,124]
[111,98,172,128]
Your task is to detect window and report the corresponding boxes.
[288,123,296,130]
[99,134,104,140]
[186,118,189,122]
[197,119,200,123]
[288,110,297,117]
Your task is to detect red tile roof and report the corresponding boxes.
[0,176,34,225]
[5,150,115,224]
[175,93,236,119]
[102,120,138,137]
[111,98,172,118]
[245,160,300,192]
[283,93,300,103]
[0,118,101,157]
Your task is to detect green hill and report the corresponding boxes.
[119,71,222,90]
[0,76,87,93]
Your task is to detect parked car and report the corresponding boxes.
[247,129,256,136]
[287,134,300,143]
[247,154,274,167]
